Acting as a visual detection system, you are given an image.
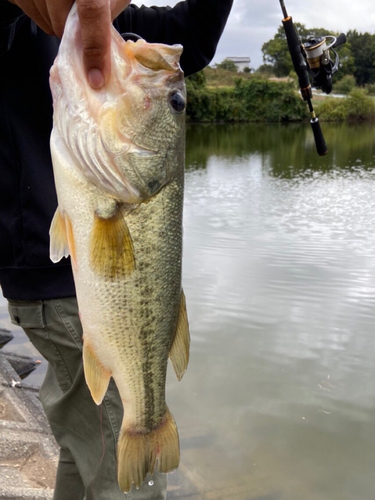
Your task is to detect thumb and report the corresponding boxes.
[77,0,111,89]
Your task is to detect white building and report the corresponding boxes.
[227,57,251,72]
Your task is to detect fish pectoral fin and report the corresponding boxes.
[90,209,135,279]
[49,209,78,270]
[82,340,111,405]
[117,407,179,493]
[49,208,70,263]
[169,290,190,381]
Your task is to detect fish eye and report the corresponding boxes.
[169,91,186,113]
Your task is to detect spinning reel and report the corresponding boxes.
[278,0,346,155]
[304,33,346,94]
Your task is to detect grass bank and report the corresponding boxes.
[315,89,375,122]
[186,68,375,123]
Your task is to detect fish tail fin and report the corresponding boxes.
[117,407,180,493]
[150,408,180,474]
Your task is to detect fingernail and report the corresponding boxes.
[88,68,104,89]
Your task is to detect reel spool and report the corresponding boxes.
[304,34,346,94]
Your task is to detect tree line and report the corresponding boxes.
[260,26,375,86]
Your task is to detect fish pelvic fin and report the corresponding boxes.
[169,290,190,381]
[49,209,77,269]
[90,209,135,279]
[117,407,180,493]
[83,340,111,405]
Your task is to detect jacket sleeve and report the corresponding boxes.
[114,0,233,77]
[0,2,25,57]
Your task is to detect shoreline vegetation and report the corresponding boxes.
[186,68,375,124]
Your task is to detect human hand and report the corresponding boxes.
[8,0,132,88]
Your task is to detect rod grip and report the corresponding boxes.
[282,17,310,91]
[310,118,328,156]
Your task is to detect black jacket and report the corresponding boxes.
[0,0,232,300]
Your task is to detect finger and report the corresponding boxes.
[77,0,111,89]
[110,0,132,21]
[14,0,56,35]
[46,1,74,39]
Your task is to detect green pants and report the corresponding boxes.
[8,297,167,500]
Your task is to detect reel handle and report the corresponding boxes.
[333,33,347,48]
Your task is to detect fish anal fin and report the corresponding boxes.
[169,290,190,381]
[90,209,135,279]
[117,408,179,493]
[49,208,70,263]
[83,340,111,405]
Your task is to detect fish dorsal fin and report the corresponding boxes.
[130,40,182,72]
[169,290,190,381]
[83,339,111,405]
[49,208,77,270]
[90,207,135,279]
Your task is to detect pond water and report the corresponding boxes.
[1,122,375,500]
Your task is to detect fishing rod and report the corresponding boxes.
[279,0,346,156]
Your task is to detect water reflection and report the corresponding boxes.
[1,123,375,499]
[186,122,375,176]
[170,123,375,500]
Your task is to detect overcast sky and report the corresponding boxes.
[137,0,375,69]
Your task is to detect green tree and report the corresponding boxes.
[331,40,354,83]
[255,64,275,76]
[346,30,375,85]
[334,74,356,94]
[186,70,206,90]
[216,58,238,72]
[261,25,293,77]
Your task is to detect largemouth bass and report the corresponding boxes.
[49,4,190,492]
